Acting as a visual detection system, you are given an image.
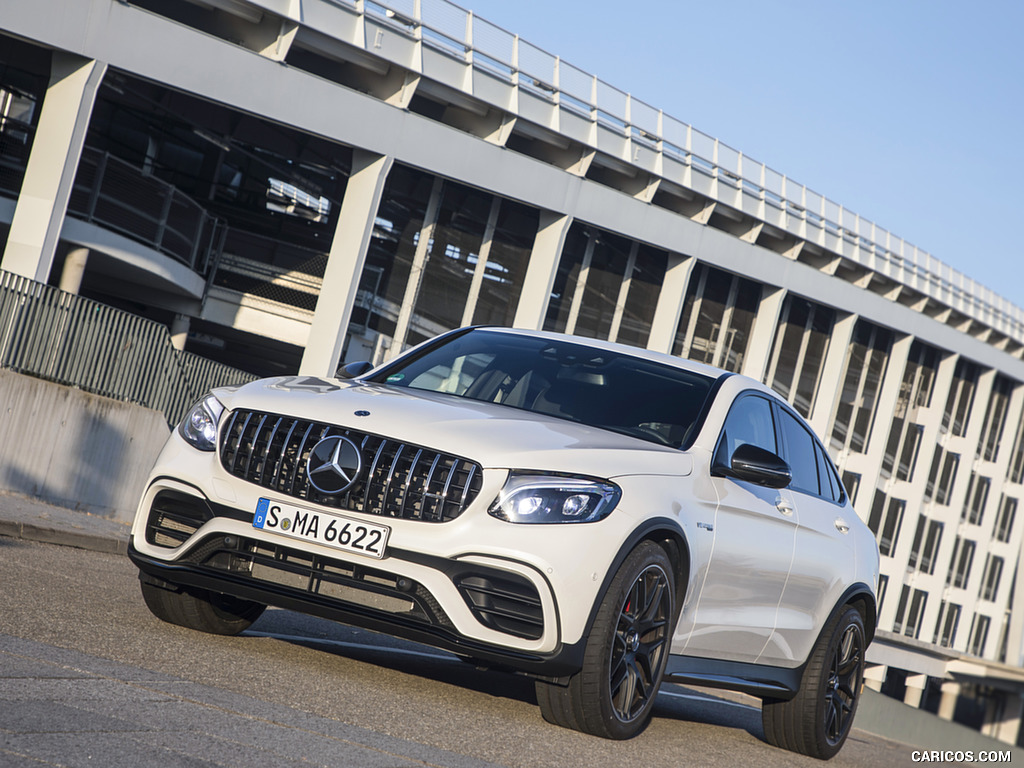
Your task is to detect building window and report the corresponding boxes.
[672,263,762,373]
[925,448,960,506]
[1009,414,1024,485]
[994,495,1018,543]
[406,180,494,347]
[969,614,991,656]
[545,224,667,349]
[933,601,961,648]
[961,473,990,525]
[830,321,892,455]
[978,376,1014,463]
[842,472,861,506]
[941,359,980,438]
[470,200,539,328]
[979,555,1004,602]
[868,491,905,557]
[882,422,924,482]
[948,537,976,589]
[877,574,889,612]
[908,518,944,575]
[765,296,835,418]
[894,586,928,639]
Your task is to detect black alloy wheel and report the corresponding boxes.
[762,604,866,759]
[824,620,863,746]
[535,541,675,740]
[609,562,672,723]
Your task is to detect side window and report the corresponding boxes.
[718,395,778,462]
[778,407,821,497]
[816,444,845,503]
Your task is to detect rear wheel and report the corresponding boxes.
[762,605,865,759]
[536,541,674,739]
[140,578,266,636]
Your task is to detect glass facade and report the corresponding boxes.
[672,263,761,372]
[544,222,667,348]
[766,295,834,417]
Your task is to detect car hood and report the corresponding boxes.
[214,376,692,479]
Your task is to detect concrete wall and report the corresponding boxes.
[857,689,1024,758]
[0,369,169,523]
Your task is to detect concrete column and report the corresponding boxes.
[938,680,961,721]
[299,150,394,377]
[512,212,573,330]
[391,176,443,355]
[170,314,191,351]
[741,285,785,382]
[863,663,887,692]
[995,692,1024,745]
[903,674,928,708]
[2,52,107,283]
[646,253,694,355]
[807,310,857,439]
[58,247,89,294]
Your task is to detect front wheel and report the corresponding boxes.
[140,577,266,636]
[762,605,866,759]
[536,541,675,739]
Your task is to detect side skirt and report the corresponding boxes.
[664,654,805,700]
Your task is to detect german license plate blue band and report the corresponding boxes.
[253,498,269,529]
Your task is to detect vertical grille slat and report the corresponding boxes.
[220,409,482,522]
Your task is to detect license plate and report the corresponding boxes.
[253,498,390,559]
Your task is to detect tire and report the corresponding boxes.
[535,541,675,739]
[762,605,866,760]
[140,578,266,636]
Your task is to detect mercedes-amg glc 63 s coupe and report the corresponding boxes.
[129,326,878,759]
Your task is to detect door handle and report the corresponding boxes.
[834,518,850,534]
[775,498,794,516]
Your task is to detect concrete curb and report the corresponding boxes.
[0,517,129,555]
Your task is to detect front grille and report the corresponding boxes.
[219,409,483,522]
[188,535,452,627]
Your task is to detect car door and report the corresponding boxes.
[677,392,799,664]
[764,405,857,666]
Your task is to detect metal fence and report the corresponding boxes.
[66,147,225,274]
[0,271,257,426]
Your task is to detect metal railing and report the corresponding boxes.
[298,0,1024,342]
[66,147,225,275]
[0,271,256,425]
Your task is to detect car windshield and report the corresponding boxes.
[368,330,716,448]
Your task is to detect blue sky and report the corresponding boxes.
[459,0,1024,311]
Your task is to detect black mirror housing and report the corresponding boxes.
[727,443,792,489]
[338,360,373,379]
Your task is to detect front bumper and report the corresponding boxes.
[129,471,615,676]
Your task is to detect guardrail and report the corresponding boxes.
[302,0,1023,342]
[0,271,256,425]
[66,147,225,275]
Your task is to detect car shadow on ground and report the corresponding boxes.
[244,606,768,744]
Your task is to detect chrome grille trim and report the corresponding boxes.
[219,408,484,522]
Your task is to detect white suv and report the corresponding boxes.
[129,327,879,759]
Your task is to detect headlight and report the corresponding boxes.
[178,394,224,452]
[489,473,621,524]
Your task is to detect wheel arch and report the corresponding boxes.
[584,517,691,636]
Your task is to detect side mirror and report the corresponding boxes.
[338,360,373,379]
[723,443,792,489]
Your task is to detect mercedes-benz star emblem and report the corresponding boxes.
[306,435,362,494]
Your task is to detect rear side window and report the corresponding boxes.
[816,444,845,503]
